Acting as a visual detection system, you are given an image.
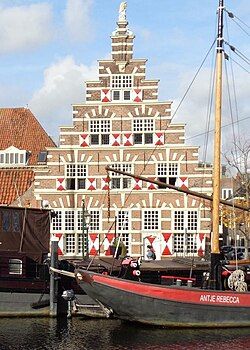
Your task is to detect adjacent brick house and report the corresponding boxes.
[34,7,213,259]
[0,108,56,206]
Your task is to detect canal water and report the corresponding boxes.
[0,317,249,350]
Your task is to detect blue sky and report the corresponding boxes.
[0,0,249,161]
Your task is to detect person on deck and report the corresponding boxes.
[146,245,156,260]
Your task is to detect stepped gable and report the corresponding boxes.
[84,5,162,107]
[0,108,56,165]
[0,169,34,205]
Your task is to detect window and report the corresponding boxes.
[38,151,48,163]
[187,211,198,231]
[66,164,87,190]
[118,233,130,250]
[78,209,101,231]
[9,259,22,275]
[78,234,83,254]
[112,90,131,101]
[113,91,120,101]
[222,188,233,200]
[111,164,132,189]
[111,75,133,102]
[133,119,154,145]
[157,163,179,187]
[173,210,198,232]
[0,147,27,166]
[174,211,185,231]
[90,210,100,231]
[90,120,110,145]
[186,233,197,253]
[112,75,132,88]
[117,211,129,231]
[173,233,197,254]
[52,211,62,231]
[173,234,184,253]
[65,211,75,231]
[65,234,75,254]
[124,90,131,100]
[143,210,159,230]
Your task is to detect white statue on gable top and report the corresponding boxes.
[118,2,127,22]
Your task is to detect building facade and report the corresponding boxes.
[34,6,213,259]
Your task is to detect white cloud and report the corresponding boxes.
[64,0,93,42]
[29,56,97,140]
[0,3,53,54]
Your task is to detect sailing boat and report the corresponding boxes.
[58,0,250,327]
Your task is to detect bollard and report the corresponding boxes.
[176,279,182,287]
[50,236,59,317]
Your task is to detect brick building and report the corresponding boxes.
[34,5,213,259]
[0,108,56,206]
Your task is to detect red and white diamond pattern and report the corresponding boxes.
[56,178,66,191]
[175,177,188,190]
[89,233,99,255]
[132,178,142,190]
[147,178,157,190]
[154,132,164,145]
[197,233,206,257]
[54,233,63,255]
[132,89,142,102]
[123,133,133,146]
[161,233,172,256]
[102,177,110,190]
[79,134,89,147]
[86,178,96,191]
[101,89,111,102]
[111,133,121,146]
[104,233,115,256]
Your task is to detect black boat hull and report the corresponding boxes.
[76,271,250,327]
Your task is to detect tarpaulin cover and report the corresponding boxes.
[0,207,50,263]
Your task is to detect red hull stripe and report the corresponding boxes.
[92,274,250,307]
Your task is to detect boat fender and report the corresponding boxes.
[102,271,109,275]
[130,262,138,268]
[133,270,141,276]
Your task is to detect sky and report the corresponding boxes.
[0,0,249,164]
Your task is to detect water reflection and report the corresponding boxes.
[0,317,249,350]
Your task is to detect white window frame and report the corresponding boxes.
[65,164,87,190]
[111,164,132,189]
[172,210,198,232]
[65,234,75,254]
[112,75,132,88]
[0,146,27,167]
[89,119,111,145]
[116,210,130,232]
[133,119,154,144]
[173,233,197,255]
[143,210,160,231]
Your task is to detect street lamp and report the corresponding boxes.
[82,198,91,259]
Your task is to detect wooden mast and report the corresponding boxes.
[210,0,224,289]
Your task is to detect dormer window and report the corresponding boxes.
[0,146,27,167]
